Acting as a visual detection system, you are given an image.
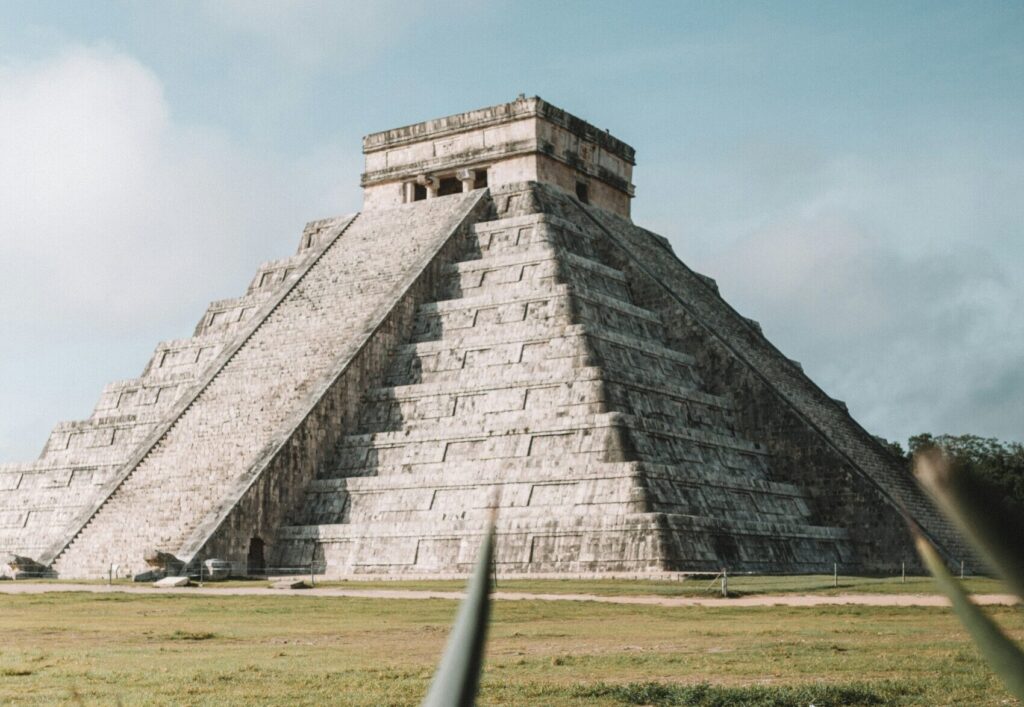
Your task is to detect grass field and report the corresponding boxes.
[18,574,1009,597]
[1,590,1021,705]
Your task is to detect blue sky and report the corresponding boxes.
[1,1,1022,461]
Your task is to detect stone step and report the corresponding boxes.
[316,452,628,480]
[370,367,603,402]
[468,214,605,264]
[436,263,563,303]
[391,329,715,404]
[411,286,665,346]
[384,326,588,386]
[308,459,806,499]
[385,327,706,398]
[310,460,639,490]
[358,377,606,434]
[339,410,624,447]
[438,247,630,303]
[395,321,586,355]
[278,512,850,557]
[295,462,815,527]
[467,214,587,257]
[445,245,557,272]
[245,251,315,294]
[333,416,627,473]
[420,281,655,324]
[361,376,739,441]
[384,355,585,388]
[91,375,195,418]
[337,409,761,457]
[193,290,273,337]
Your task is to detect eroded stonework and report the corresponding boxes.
[0,97,968,578]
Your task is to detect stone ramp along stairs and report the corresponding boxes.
[40,191,489,578]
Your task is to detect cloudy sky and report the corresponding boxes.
[1,1,1021,461]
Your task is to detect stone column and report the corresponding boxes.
[417,174,438,199]
[403,181,416,203]
[457,168,475,193]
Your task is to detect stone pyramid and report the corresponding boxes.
[0,97,969,579]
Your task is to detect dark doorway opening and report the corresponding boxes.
[413,183,427,201]
[575,181,590,203]
[437,176,463,196]
[473,169,488,189]
[247,537,265,575]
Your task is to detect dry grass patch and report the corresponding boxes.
[0,591,1020,705]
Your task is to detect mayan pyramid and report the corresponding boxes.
[0,97,970,579]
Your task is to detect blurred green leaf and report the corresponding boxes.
[421,523,495,707]
[914,530,1024,700]
[914,447,1024,599]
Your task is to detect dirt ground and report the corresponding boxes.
[1,581,1017,607]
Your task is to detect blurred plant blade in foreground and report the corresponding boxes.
[421,523,495,707]
[914,447,1024,599]
[913,529,1024,699]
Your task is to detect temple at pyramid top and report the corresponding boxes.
[361,95,636,217]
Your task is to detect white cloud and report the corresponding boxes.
[705,211,1024,445]
[0,46,361,460]
[646,136,1024,446]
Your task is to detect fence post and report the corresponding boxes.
[198,560,204,588]
[310,559,315,588]
[901,561,906,584]
[833,563,838,588]
[960,560,965,579]
[108,565,112,586]
[721,568,728,598]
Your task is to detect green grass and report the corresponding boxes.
[1,591,1021,705]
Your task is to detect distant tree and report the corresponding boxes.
[875,436,909,464]
[908,434,1024,518]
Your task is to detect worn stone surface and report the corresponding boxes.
[0,97,963,578]
[362,96,634,217]
[153,576,189,588]
[201,559,232,581]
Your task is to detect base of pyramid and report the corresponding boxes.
[274,511,853,578]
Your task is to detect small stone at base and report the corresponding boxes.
[271,579,308,590]
[154,576,190,588]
